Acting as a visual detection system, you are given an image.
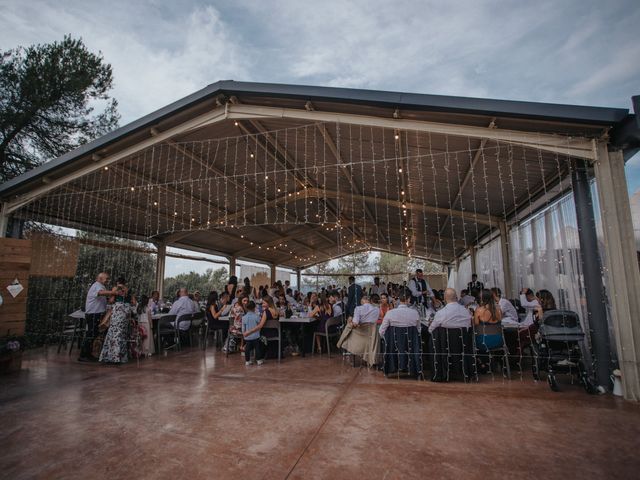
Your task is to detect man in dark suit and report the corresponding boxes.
[345,276,363,319]
[467,273,484,292]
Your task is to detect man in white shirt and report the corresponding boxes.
[285,288,298,308]
[458,289,476,307]
[337,296,379,361]
[428,288,471,333]
[351,296,380,326]
[369,277,385,296]
[79,272,115,362]
[379,293,421,337]
[329,291,343,317]
[169,288,198,330]
[491,287,520,326]
[519,288,540,326]
[408,269,435,308]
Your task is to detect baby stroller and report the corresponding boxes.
[531,310,596,393]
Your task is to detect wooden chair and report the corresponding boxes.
[262,319,281,362]
[156,315,177,355]
[473,322,511,379]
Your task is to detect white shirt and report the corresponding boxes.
[499,298,520,326]
[429,301,472,333]
[285,295,298,307]
[169,296,198,330]
[459,295,476,307]
[408,277,434,303]
[332,302,343,317]
[352,303,380,325]
[85,281,107,314]
[379,304,420,336]
[519,294,540,326]
[370,284,385,295]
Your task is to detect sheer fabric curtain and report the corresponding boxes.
[476,236,504,291]
[509,194,591,343]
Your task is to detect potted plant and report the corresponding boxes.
[0,335,25,374]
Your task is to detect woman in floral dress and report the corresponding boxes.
[99,280,134,364]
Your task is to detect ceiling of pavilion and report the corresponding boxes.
[8,84,613,269]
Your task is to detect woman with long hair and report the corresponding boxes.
[225,275,238,300]
[473,289,503,372]
[377,293,393,325]
[311,293,334,354]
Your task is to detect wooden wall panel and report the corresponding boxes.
[0,238,31,336]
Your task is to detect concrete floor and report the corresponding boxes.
[1,347,639,480]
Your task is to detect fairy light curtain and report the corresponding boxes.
[12,119,589,357]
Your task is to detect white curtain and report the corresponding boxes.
[454,255,472,293]
[476,236,504,291]
[509,194,591,340]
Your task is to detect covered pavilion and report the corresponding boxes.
[0,81,639,399]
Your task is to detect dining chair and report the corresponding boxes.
[312,315,342,358]
[156,315,177,355]
[473,322,511,379]
[262,319,281,362]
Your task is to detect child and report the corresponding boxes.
[242,301,264,365]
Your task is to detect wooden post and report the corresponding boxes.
[0,203,9,238]
[499,221,513,298]
[270,264,277,285]
[593,143,640,401]
[296,268,302,291]
[155,242,166,297]
[229,256,236,277]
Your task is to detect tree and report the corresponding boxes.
[0,35,119,182]
[163,267,228,299]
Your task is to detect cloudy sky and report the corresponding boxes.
[2,0,639,274]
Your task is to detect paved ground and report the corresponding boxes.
[1,347,639,480]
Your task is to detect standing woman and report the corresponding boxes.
[256,295,280,361]
[225,275,238,301]
[100,278,136,364]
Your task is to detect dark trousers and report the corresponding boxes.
[80,313,103,358]
[244,338,264,362]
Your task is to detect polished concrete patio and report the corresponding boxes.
[1,347,639,480]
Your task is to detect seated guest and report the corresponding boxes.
[329,291,344,318]
[429,288,471,333]
[473,289,505,373]
[519,288,540,326]
[461,288,476,305]
[311,294,334,354]
[379,293,420,337]
[428,288,474,381]
[491,287,519,326]
[169,288,197,331]
[377,293,392,325]
[147,290,164,314]
[337,295,379,365]
[535,289,556,319]
[285,288,298,307]
[379,293,422,376]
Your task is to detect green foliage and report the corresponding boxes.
[25,230,156,346]
[0,35,119,181]
[163,267,228,300]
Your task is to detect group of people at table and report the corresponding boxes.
[76,269,556,375]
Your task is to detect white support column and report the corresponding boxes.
[499,221,513,298]
[270,264,277,285]
[155,242,166,297]
[594,144,640,401]
[229,256,237,277]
